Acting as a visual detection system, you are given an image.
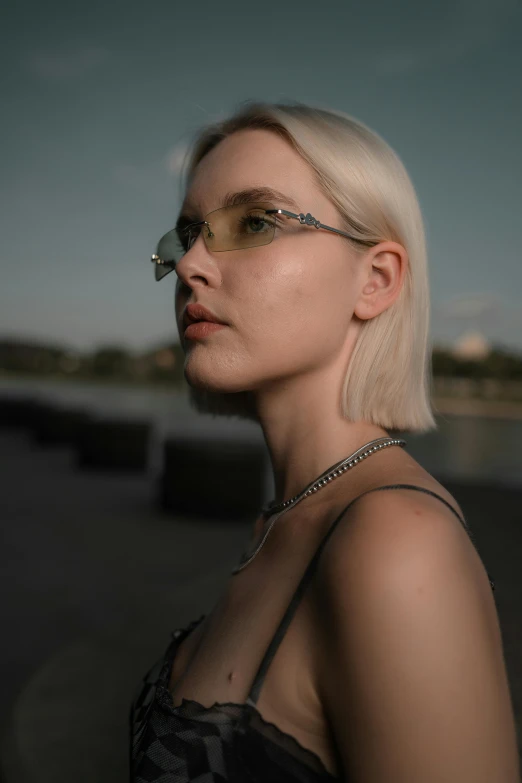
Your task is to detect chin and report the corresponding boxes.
[183,347,258,393]
[183,361,247,395]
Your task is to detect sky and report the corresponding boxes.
[1,0,521,354]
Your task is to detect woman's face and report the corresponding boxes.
[174,128,364,394]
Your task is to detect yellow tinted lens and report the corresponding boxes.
[205,203,276,251]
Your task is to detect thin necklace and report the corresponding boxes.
[232,435,406,575]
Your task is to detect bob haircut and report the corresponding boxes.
[176,101,436,434]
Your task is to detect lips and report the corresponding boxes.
[182,303,227,332]
[184,321,226,340]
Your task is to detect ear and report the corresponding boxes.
[353,241,408,321]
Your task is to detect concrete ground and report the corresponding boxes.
[0,430,521,781]
[0,430,250,782]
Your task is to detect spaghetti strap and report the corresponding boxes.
[245,483,496,707]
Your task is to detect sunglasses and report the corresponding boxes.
[151,201,374,281]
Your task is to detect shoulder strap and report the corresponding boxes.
[246,483,495,706]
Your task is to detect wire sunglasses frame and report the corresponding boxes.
[151,203,375,281]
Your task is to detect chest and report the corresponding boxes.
[166,555,340,778]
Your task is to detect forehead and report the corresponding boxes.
[183,128,322,216]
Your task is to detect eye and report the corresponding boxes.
[246,216,267,232]
[238,211,277,235]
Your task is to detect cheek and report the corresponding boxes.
[245,257,312,337]
[246,245,351,334]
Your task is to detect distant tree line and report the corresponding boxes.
[431,348,522,380]
[0,339,186,385]
[1,339,522,386]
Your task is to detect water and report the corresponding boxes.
[1,376,521,489]
[406,416,522,488]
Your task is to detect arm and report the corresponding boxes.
[313,490,520,782]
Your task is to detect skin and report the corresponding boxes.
[170,128,520,780]
[174,128,408,508]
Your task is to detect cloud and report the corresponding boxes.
[25,44,109,83]
[113,106,227,195]
[166,142,191,176]
[111,142,191,193]
[165,107,229,176]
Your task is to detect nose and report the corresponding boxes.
[174,233,222,291]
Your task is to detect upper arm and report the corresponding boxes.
[313,490,519,783]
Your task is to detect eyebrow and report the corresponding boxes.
[221,187,301,211]
[176,187,301,234]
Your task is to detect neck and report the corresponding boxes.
[253,363,392,508]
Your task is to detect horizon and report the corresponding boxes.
[1,0,521,352]
[2,328,521,360]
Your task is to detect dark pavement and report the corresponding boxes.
[0,430,520,781]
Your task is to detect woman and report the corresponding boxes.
[131,102,519,782]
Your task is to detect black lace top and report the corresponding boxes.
[129,484,496,782]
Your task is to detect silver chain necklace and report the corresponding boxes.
[232,435,406,575]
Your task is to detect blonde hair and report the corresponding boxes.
[178,101,436,433]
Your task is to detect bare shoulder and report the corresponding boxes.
[309,487,520,781]
[313,484,496,634]
[317,481,478,588]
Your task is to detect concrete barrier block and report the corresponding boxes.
[76,417,152,472]
[32,406,92,447]
[159,437,267,520]
[0,396,49,429]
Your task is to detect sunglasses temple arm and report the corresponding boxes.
[267,208,373,247]
[318,222,372,244]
